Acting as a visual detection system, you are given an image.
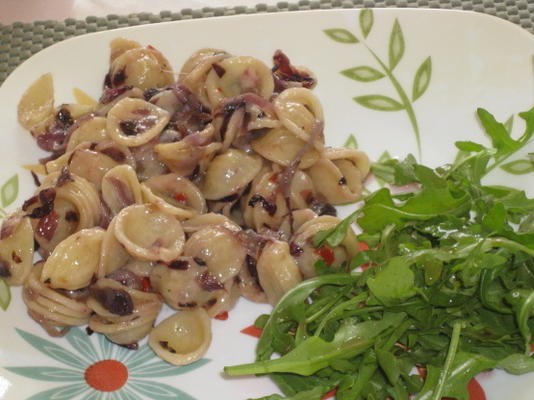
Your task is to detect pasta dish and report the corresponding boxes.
[1,39,369,365]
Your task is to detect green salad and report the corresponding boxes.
[225,107,534,400]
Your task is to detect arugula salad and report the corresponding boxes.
[225,107,534,400]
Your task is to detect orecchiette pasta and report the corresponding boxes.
[256,240,302,305]
[41,227,105,290]
[8,40,370,365]
[107,97,171,147]
[149,309,212,365]
[114,204,185,262]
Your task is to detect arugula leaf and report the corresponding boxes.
[313,210,360,248]
[248,386,326,400]
[477,108,520,153]
[367,257,415,305]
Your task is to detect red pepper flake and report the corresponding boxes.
[314,247,335,266]
[140,277,151,292]
[467,378,486,400]
[174,193,188,203]
[321,388,337,399]
[240,325,263,338]
[269,173,279,183]
[358,241,370,251]
[361,262,376,271]
[214,311,229,320]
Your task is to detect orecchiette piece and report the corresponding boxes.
[143,173,207,215]
[183,226,245,284]
[307,148,370,204]
[109,37,141,63]
[274,87,324,144]
[107,97,170,147]
[179,48,230,108]
[153,125,219,177]
[114,204,185,262]
[28,172,101,256]
[150,257,230,311]
[256,240,302,305]
[109,45,174,90]
[202,149,262,201]
[66,116,108,152]
[101,165,143,216]
[40,227,105,290]
[205,56,274,107]
[181,213,241,234]
[0,212,34,285]
[242,169,289,233]
[149,309,211,365]
[139,184,194,220]
[17,73,55,133]
[98,216,130,278]
[251,127,319,169]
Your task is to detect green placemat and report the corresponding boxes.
[1,0,533,84]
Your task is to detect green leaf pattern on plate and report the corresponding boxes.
[4,327,210,399]
[412,56,432,101]
[341,66,385,82]
[323,10,433,158]
[359,9,374,38]
[388,20,405,71]
[354,94,405,111]
[323,28,359,43]
[0,173,18,218]
[27,383,89,400]
[343,134,358,149]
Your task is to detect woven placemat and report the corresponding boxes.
[1,0,533,84]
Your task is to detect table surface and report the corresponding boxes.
[1,0,284,24]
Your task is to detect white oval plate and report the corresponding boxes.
[0,8,533,400]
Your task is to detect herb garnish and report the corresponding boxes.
[225,107,534,399]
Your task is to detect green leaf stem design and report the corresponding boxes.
[129,380,197,400]
[359,9,374,38]
[5,367,82,382]
[388,20,405,71]
[27,384,88,400]
[0,173,18,218]
[341,66,385,82]
[412,57,432,101]
[63,328,99,364]
[324,10,432,158]
[343,134,358,149]
[15,329,86,369]
[354,95,404,111]
[129,358,211,378]
[323,29,358,43]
